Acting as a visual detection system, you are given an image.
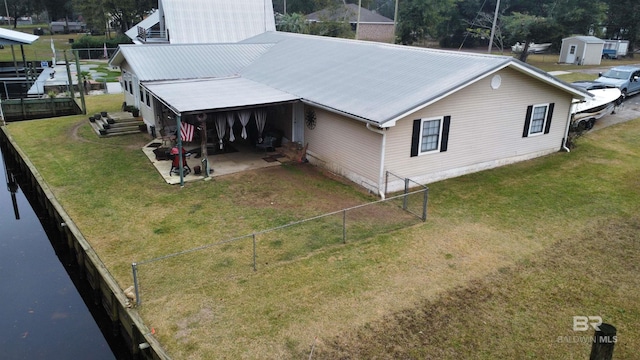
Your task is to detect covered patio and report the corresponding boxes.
[142,139,299,185]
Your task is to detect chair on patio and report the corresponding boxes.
[255,136,276,152]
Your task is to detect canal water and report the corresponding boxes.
[0,143,127,359]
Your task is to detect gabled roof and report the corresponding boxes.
[0,27,39,45]
[306,4,394,23]
[563,35,605,44]
[161,0,275,44]
[110,43,274,81]
[112,31,590,126]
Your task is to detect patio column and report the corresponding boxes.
[176,114,185,187]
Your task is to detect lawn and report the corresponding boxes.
[4,82,640,357]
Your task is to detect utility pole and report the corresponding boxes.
[488,0,500,53]
[393,0,399,42]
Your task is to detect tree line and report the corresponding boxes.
[5,0,638,55]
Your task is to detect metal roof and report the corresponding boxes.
[161,0,276,44]
[143,77,298,114]
[110,43,273,81]
[114,31,590,125]
[0,27,39,45]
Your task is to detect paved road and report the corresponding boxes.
[592,93,640,130]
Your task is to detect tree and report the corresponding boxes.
[276,13,309,33]
[74,0,155,35]
[551,0,607,36]
[4,0,44,28]
[502,12,561,62]
[396,0,458,45]
[605,0,640,55]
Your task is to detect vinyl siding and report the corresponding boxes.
[305,107,382,191]
[384,67,573,188]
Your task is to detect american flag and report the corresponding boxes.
[180,122,195,142]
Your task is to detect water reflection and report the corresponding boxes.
[0,141,124,359]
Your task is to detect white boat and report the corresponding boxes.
[571,87,622,130]
[511,42,552,54]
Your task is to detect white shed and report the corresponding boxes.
[559,36,605,65]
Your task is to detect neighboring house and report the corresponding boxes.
[125,0,276,44]
[305,3,394,43]
[110,31,590,196]
[559,36,605,65]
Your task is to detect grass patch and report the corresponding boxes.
[4,91,640,359]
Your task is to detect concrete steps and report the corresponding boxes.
[89,111,145,137]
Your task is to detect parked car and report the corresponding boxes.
[594,65,640,98]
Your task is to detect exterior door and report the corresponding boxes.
[566,45,577,64]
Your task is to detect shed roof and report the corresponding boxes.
[144,77,298,114]
[160,0,276,44]
[0,27,39,45]
[563,35,605,44]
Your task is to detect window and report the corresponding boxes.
[523,103,554,137]
[411,116,451,157]
[145,90,151,107]
[123,78,128,92]
[140,88,144,103]
[128,80,133,95]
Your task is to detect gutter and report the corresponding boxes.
[562,105,572,153]
[366,123,387,199]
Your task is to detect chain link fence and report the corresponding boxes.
[131,181,428,305]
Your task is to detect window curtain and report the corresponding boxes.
[254,109,267,143]
[238,110,251,139]
[226,112,236,142]
[215,113,227,149]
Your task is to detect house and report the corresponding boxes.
[124,0,276,44]
[559,36,605,65]
[305,3,395,43]
[49,21,86,33]
[110,31,590,196]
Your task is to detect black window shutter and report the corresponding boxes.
[411,119,421,157]
[522,105,533,138]
[544,103,555,134]
[440,116,451,152]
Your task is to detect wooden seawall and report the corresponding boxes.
[0,126,170,360]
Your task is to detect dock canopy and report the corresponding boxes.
[0,27,39,45]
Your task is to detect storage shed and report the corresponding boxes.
[559,36,605,65]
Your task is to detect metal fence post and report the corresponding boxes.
[132,262,141,306]
[422,187,429,221]
[342,209,347,244]
[403,178,409,210]
[252,234,257,271]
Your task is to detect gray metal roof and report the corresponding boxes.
[111,43,273,81]
[161,0,276,44]
[0,27,39,45]
[144,77,298,114]
[306,4,394,23]
[114,31,590,125]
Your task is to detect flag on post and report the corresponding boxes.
[180,121,195,142]
[103,43,108,59]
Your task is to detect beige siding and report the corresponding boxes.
[358,24,394,43]
[384,67,573,190]
[305,107,382,192]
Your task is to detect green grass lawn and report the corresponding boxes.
[4,77,640,358]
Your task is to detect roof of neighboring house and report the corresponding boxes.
[111,43,274,81]
[0,27,39,45]
[306,3,394,23]
[160,0,275,44]
[144,77,299,114]
[563,35,605,44]
[112,31,590,126]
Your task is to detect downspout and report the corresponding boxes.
[366,123,386,199]
[562,105,573,152]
